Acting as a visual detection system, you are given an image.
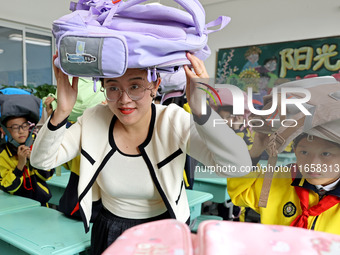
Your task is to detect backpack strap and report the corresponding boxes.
[205,16,231,34]
[258,156,277,208]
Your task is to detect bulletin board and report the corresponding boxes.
[215,36,340,93]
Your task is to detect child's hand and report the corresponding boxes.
[17,145,31,170]
[45,96,55,117]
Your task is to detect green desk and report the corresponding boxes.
[0,206,91,255]
[193,178,229,203]
[47,172,71,205]
[186,189,213,220]
[0,190,40,216]
[47,172,71,188]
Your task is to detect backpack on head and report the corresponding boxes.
[0,94,41,148]
[53,0,230,90]
[249,76,340,207]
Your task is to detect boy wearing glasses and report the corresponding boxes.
[0,94,54,206]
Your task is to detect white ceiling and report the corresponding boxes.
[148,0,235,7]
[199,0,234,6]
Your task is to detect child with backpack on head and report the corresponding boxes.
[0,94,55,206]
[227,76,340,235]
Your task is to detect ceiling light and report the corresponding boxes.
[9,34,51,47]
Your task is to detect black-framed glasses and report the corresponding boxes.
[6,122,30,133]
[101,85,150,102]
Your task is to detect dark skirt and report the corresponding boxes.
[90,207,171,255]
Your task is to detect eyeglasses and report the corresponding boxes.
[6,122,30,133]
[101,85,150,102]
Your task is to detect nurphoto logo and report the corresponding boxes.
[196,80,312,129]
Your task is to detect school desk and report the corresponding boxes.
[192,176,234,220]
[192,177,229,204]
[0,206,91,255]
[0,190,40,216]
[186,189,213,220]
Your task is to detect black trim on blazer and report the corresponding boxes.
[139,146,176,219]
[157,148,183,169]
[108,113,116,149]
[79,202,89,233]
[109,115,141,157]
[108,104,156,157]
[81,148,96,165]
[175,181,184,205]
[139,104,176,218]
[78,115,117,232]
[78,148,116,232]
[139,103,156,148]
[47,111,69,131]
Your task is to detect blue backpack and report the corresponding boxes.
[0,87,31,96]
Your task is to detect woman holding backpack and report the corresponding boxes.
[31,51,252,254]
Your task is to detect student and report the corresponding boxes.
[31,51,252,254]
[0,95,54,206]
[227,78,340,235]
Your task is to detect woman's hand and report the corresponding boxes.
[17,145,31,170]
[183,52,209,116]
[51,52,79,125]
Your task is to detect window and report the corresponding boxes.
[0,27,23,86]
[26,32,52,86]
[0,23,53,87]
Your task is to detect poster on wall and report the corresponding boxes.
[215,36,340,105]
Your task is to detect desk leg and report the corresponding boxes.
[224,200,234,220]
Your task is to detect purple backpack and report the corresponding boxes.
[53,0,230,86]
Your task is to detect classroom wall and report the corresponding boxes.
[0,0,339,76]
[0,0,71,30]
[204,0,340,76]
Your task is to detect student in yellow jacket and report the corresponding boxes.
[0,115,54,206]
[227,131,340,235]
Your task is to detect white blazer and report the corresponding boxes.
[31,103,251,232]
